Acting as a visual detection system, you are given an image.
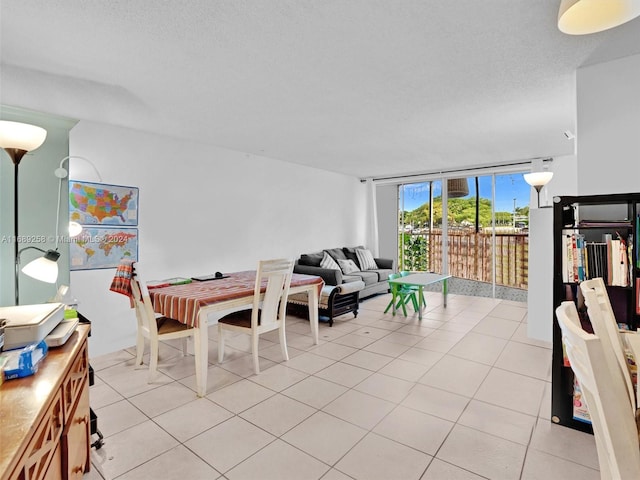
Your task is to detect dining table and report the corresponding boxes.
[148,271,324,397]
[388,272,451,320]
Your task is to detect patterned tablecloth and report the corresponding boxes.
[149,271,324,327]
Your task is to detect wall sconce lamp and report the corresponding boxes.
[524,171,554,208]
[0,120,48,305]
[558,0,640,35]
[54,155,103,239]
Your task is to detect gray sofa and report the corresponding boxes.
[293,246,395,299]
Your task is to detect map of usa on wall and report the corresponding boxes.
[69,181,138,226]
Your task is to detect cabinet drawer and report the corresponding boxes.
[61,382,90,479]
[62,343,88,423]
[8,390,64,480]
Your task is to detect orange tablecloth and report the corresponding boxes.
[149,271,323,327]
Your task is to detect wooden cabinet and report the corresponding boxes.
[0,325,90,480]
[551,194,640,433]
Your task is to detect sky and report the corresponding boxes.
[401,174,531,213]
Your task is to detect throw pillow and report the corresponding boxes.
[337,259,360,275]
[320,251,341,270]
[356,248,378,270]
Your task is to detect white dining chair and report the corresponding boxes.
[556,301,640,479]
[580,277,637,412]
[130,264,196,381]
[217,258,294,375]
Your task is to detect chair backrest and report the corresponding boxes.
[252,259,294,328]
[129,263,160,337]
[556,301,640,479]
[388,273,403,294]
[580,278,635,411]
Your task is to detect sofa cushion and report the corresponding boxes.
[320,252,341,270]
[356,248,378,270]
[348,270,379,286]
[337,259,360,275]
[370,268,394,282]
[343,245,366,267]
[342,274,365,284]
[299,251,324,267]
[324,247,348,262]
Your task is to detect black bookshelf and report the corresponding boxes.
[551,193,640,433]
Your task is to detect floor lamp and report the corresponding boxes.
[0,120,53,305]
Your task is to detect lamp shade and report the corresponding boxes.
[524,172,553,188]
[558,0,640,34]
[0,120,47,153]
[21,250,60,284]
[447,178,469,198]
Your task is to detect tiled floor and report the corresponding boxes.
[85,292,600,480]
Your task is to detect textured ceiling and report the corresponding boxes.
[1,1,639,178]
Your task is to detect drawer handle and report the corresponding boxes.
[76,415,89,425]
[72,465,85,474]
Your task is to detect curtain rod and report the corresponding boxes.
[360,157,553,183]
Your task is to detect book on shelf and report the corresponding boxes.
[561,230,630,286]
[572,378,592,424]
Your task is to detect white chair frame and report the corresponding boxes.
[218,258,294,374]
[130,264,196,381]
[556,301,640,479]
[580,277,637,411]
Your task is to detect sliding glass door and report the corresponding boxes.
[398,171,529,293]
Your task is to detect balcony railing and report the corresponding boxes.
[399,229,529,290]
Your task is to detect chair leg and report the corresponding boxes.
[399,294,408,316]
[279,324,289,362]
[251,332,260,375]
[149,339,159,382]
[409,293,419,312]
[135,331,145,366]
[181,338,188,356]
[384,292,396,314]
[218,327,225,363]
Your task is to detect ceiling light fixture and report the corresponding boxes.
[558,0,640,35]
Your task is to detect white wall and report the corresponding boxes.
[526,154,577,342]
[576,54,640,195]
[69,121,367,357]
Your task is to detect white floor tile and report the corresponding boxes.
[494,341,552,381]
[436,424,526,480]
[373,405,454,455]
[457,399,536,445]
[335,432,432,480]
[354,372,415,403]
[447,331,508,365]
[520,448,600,480]
[239,393,315,436]
[282,375,349,409]
[184,416,275,473]
[421,458,486,479]
[401,384,470,422]
[282,411,367,464]
[116,445,221,479]
[323,389,395,430]
[474,368,546,416]
[417,354,490,397]
[153,397,233,442]
[207,378,276,413]
[91,420,179,479]
[315,361,373,388]
[225,439,329,480]
[528,417,599,470]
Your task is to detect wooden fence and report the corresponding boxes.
[400,230,529,289]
